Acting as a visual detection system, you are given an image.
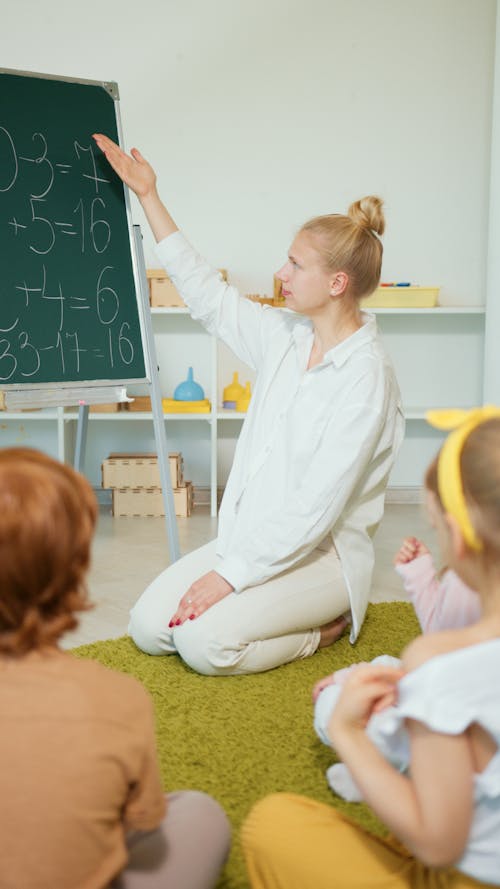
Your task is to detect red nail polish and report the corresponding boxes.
[189,613,195,620]
[175,619,181,626]
[168,620,174,628]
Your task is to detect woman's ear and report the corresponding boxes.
[330,271,349,296]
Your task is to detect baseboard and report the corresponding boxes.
[385,486,424,504]
[94,485,424,510]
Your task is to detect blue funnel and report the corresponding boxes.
[174,367,205,401]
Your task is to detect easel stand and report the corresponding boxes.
[73,226,180,562]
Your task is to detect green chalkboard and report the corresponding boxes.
[0,69,148,389]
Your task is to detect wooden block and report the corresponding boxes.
[147,270,185,307]
[112,482,193,518]
[147,268,228,307]
[125,395,152,412]
[102,452,183,491]
[89,402,120,413]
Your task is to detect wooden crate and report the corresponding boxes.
[112,483,193,518]
[147,268,228,307]
[89,402,121,413]
[102,452,183,491]
[125,395,152,412]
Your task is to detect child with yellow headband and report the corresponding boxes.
[242,407,500,889]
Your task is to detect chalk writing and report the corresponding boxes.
[0,71,146,386]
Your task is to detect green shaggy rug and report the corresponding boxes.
[73,602,420,889]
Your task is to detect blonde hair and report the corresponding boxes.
[0,448,97,656]
[300,196,385,300]
[425,418,500,561]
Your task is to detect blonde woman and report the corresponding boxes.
[94,133,404,676]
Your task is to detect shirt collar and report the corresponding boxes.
[292,311,378,369]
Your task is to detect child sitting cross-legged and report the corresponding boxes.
[0,447,230,889]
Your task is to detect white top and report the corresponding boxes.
[393,641,500,884]
[156,232,404,640]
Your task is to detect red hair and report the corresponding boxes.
[0,448,97,656]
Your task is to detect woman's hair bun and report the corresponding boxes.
[348,196,385,237]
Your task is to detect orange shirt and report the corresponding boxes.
[0,648,166,889]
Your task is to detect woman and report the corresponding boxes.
[94,133,404,676]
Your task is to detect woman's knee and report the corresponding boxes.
[173,622,245,675]
[128,599,173,655]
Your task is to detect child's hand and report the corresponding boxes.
[393,536,430,565]
[327,664,404,743]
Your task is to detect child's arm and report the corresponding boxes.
[328,649,474,867]
[394,543,480,633]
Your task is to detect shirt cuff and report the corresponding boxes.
[394,552,434,581]
[216,555,254,593]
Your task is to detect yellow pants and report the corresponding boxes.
[241,793,496,889]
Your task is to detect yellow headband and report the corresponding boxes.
[426,406,500,552]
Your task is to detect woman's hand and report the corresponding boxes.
[93,134,156,198]
[169,571,234,627]
[328,663,404,744]
[393,536,430,565]
[93,134,178,242]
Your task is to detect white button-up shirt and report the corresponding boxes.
[157,232,405,640]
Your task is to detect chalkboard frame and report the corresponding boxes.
[0,67,152,395]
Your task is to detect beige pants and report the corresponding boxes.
[241,793,495,889]
[112,791,230,889]
[129,538,350,675]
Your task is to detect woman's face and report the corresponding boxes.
[276,232,337,316]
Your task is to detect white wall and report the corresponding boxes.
[0,0,497,488]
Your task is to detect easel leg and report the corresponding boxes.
[74,404,89,474]
[133,225,181,563]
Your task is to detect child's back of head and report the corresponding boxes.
[0,447,97,656]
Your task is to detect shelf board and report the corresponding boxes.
[151,307,190,314]
[404,407,480,421]
[0,410,59,420]
[370,306,485,314]
[63,411,212,422]
[217,410,247,420]
[153,305,486,316]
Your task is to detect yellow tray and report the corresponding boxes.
[162,398,211,413]
[361,286,439,308]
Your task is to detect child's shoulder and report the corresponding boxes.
[401,627,477,672]
[65,653,153,719]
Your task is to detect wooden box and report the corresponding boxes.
[89,402,121,413]
[112,482,193,518]
[147,269,185,307]
[147,268,228,307]
[361,286,440,308]
[102,452,184,491]
[125,395,152,412]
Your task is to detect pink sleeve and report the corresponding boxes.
[395,554,480,633]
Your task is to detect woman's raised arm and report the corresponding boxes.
[93,133,178,243]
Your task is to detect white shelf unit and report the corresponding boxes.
[371,306,486,489]
[0,305,486,509]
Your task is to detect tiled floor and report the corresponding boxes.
[62,500,436,649]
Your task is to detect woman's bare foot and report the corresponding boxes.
[318,614,350,648]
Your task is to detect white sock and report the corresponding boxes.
[326,763,364,803]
